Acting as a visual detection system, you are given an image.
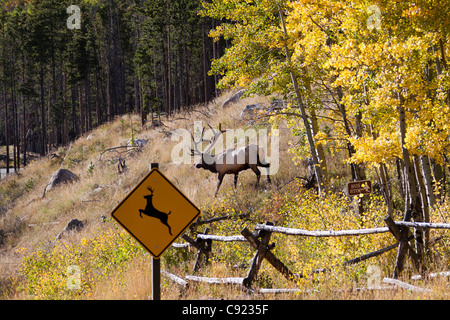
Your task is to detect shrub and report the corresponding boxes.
[15,226,146,300]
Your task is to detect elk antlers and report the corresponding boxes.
[190,123,225,156]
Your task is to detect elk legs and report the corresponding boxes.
[215,173,225,198]
[251,166,261,187]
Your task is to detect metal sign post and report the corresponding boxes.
[152,257,161,300]
[150,163,161,301]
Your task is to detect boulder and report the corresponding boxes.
[239,103,265,119]
[127,138,148,149]
[65,219,84,232]
[239,100,286,121]
[269,99,286,110]
[55,219,84,240]
[222,89,245,108]
[44,169,79,196]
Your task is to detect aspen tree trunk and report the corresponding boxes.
[381,164,393,206]
[431,159,445,201]
[338,80,368,186]
[431,42,446,201]
[414,155,430,250]
[354,111,367,181]
[371,127,392,216]
[398,97,424,258]
[212,19,219,98]
[398,102,416,209]
[304,68,328,183]
[420,155,436,208]
[396,159,405,200]
[379,163,394,217]
[310,108,328,182]
[278,5,324,195]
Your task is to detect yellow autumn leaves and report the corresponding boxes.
[15,228,145,299]
[204,0,450,171]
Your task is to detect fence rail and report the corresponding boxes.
[394,221,450,230]
[196,234,246,242]
[185,275,244,285]
[162,216,450,296]
[255,224,390,237]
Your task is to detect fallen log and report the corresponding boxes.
[257,288,302,294]
[162,270,189,289]
[411,271,450,280]
[382,277,431,293]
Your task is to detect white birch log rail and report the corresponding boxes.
[393,221,450,230]
[196,234,246,242]
[255,224,390,237]
[255,221,450,237]
[171,242,191,248]
[185,275,244,285]
[382,278,431,293]
[411,271,450,280]
[167,219,450,286]
[162,270,189,288]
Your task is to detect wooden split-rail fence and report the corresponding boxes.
[161,211,450,295]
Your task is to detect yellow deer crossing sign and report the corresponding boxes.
[111,167,200,259]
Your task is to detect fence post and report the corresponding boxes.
[384,210,421,278]
[181,233,201,250]
[241,226,298,282]
[243,222,273,288]
[194,227,212,272]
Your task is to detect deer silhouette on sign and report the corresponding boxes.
[139,187,172,235]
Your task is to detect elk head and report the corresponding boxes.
[190,123,225,170]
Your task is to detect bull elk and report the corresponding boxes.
[191,124,271,197]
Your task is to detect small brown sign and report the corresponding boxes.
[347,180,372,196]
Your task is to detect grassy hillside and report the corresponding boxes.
[0,91,449,300]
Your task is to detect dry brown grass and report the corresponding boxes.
[0,90,303,299]
[1,90,450,300]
